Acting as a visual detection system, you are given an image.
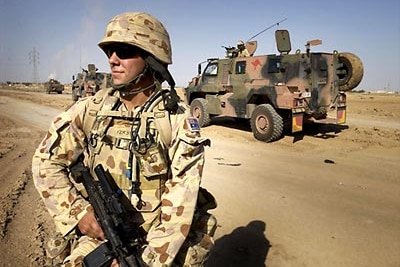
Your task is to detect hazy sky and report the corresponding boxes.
[1,0,399,91]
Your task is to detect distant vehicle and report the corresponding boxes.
[72,64,111,101]
[45,79,64,94]
[183,29,363,142]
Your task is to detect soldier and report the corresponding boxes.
[32,12,216,267]
[237,40,250,57]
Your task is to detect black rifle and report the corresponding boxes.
[71,163,146,267]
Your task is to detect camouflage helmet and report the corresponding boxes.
[98,12,172,64]
[237,40,245,48]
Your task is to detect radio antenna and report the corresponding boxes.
[246,18,288,42]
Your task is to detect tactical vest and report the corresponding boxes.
[81,87,173,230]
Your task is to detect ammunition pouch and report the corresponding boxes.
[133,141,168,179]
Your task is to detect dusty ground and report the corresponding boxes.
[0,86,399,266]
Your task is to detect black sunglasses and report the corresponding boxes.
[103,44,141,59]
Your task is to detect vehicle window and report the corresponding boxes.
[235,61,246,74]
[204,63,218,75]
[268,57,281,73]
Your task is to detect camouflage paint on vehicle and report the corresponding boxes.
[71,73,85,101]
[71,64,111,101]
[184,29,364,142]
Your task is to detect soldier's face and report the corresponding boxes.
[105,44,146,85]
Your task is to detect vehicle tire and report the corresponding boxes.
[250,104,283,142]
[190,98,211,127]
[338,52,364,91]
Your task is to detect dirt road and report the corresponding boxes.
[0,88,399,266]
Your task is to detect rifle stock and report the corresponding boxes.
[71,163,145,267]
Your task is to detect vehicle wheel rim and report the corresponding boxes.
[256,115,269,133]
[193,107,201,119]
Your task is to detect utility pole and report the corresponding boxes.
[29,47,39,83]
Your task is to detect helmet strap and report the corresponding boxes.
[119,81,155,97]
[144,55,179,113]
[111,64,149,91]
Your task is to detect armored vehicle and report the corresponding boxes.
[184,29,363,142]
[45,79,64,94]
[72,64,111,101]
[71,72,85,101]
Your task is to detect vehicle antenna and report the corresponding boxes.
[246,18,288,42]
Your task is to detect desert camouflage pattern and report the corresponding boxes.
[45,231,73,266]
[32,85,213,266]
[98,12,172,64]
[184,29,363,142]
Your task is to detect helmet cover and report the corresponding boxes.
[99,12,172,64]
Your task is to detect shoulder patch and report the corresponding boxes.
[186,117,200,132]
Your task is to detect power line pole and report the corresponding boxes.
[29,47,40,83]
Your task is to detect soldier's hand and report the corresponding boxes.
[77,206,105,240]
[110,259,119,267]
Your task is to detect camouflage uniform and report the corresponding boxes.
[32,86,214,266]
[32,12,216,267]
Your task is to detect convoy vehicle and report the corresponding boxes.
[71,72,85,101]
[72,64,111,101]
[45,79,64,94]
[183,29,363,142]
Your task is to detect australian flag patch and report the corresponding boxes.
[186,116,200,132]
